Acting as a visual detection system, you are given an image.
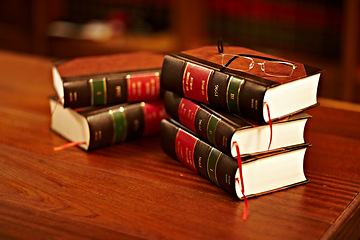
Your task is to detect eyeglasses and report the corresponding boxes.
[217,40,297,77]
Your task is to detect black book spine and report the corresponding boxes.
[164,91,248,156]
[62,70,161,108]
[160,119,238,198]
[160,55,268,122]
[85,101,166,151]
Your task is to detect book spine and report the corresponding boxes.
[160,119,238,198]
[86,100,167,151]
[164,91,237,156]
[63,71,161,108]
[160,55,267,122]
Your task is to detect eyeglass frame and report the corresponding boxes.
[217,40,297,77]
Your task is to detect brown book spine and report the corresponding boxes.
[62,70,161,108]
[160,119,238,198]
[160,54,269,122]
[84,100,167,151]
[164,91,252,156]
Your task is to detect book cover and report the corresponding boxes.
[160,45,323,122]
[52,52,164,108]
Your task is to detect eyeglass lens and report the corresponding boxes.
[221,54,294,77]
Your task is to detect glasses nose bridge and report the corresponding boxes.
[254,62,266,72]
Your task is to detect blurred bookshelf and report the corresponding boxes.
[0,0,359,103]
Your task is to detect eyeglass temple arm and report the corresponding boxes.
[217,38,224,54]
[230,54,288,62]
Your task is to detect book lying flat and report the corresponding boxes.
[52,52,164,108]
[160,119,310,199]
[164,91,311,157]
[49,97,168,151]
[160,45,322,122]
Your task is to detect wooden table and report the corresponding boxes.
[0,50,359,239]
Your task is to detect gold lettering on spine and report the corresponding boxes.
[95,130,102,141]
[69,92,77,102]
[222,136,228,148]
[186,72,190,91]
[116,86,121,97]
[145,82,150,95]
[198,119,202,131]
[214,84,219,97]
[137,82,142,96]
[150,78,156,96]
[198,156,202,168]
[201,80,205,96]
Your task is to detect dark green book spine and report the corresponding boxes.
[160,119,238,198]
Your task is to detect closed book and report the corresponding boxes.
[160,45,322,122]
[160,118,310,199]
[52,52,164,108]
[164,91,311,157]
[49,97,168,151]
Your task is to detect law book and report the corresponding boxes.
[164,91,311,157]
[160,118,310,199]
[160,45,322,123]
[49,97,168,151]
[52,52,164,108]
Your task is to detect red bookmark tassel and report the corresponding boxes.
[43,96,64,134]
[54,141,86,151]
[264,102,273,150]
[234,141,248,220]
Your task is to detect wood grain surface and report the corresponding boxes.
[0,50,359,239]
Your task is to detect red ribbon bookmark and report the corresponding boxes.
[53,141,87,151]
[234,141,248,220]
[264,102,273,150]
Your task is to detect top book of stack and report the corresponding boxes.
[160,45,323,123]
[52,52,164,108]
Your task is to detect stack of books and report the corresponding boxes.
[48,43,323,219]
[159,44,323,218]
[48,52,168,151]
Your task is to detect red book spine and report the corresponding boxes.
[175,129,198,172]
[178,98,199,133]
[127,72,160,102]
[182,62,213,104]
[143,101,169,136]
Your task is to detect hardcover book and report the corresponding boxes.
[160,118,310,199]
[160,45,322,122]
[52,52,164,108]
[164,91,311,157]
[49,97,168,151]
